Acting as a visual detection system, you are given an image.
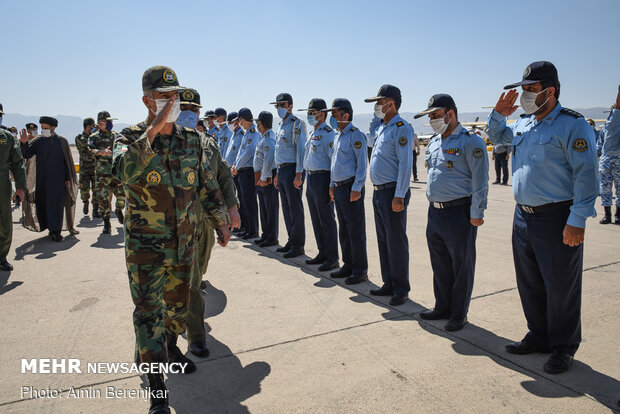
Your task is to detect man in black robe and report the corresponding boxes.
[19,116,78,241]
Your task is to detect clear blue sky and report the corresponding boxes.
[1,0,619,124]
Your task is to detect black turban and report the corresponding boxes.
[39,116,58,127]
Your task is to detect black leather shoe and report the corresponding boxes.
[505,339,551,355]
[166,336,196,374]
[253,237,265,245]
[147,374,170,414]
[389,295,408,306]
[543,350,573,374]
[445,318,467,331]
[0,261,13,272]
[242,233,259,240]
[330,268,352,279]
[420,309,450,320]
[276,243,291,253]
[259,239,278,248]
[232,228,245,235]
[50,232,63,242]
[305,255,326,265]
[318,262,339,272]
[492,180,500,185]
[283,248,304,259]
[83,202,89,214]
[370,286,393,296]
[345,274,368,285]
[189,341,210,358]
[115,208,124,224]
[102,219,111,234]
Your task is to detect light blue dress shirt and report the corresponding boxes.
[234,125,260,169]
[304,122,335,172]
[216,124,233,157]
[330,122,368,192]
[224,128,244,167]
[275,114,307,173]
[254,129,276,181]
[597,109,620,157]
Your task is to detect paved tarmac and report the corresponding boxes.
[1,158,619,413]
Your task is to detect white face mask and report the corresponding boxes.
[520,88,549,115]
[374,103,385,119]
[227,123,236,132]
[154,98,181,123]
[430,116,450,135]
[41,128,52,137]
[239,122,247,133]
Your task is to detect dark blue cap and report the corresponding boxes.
[204,109,215,118]
[504,61,559,89]
[255,111,273,125]
[364,84,401,102]
[214,107,227,117]
[227,111,238,122]
[321,98,353,112]
[238,108,253,121]
[269,92,293,105]
[414,94,457,119]
[298,98,327,112]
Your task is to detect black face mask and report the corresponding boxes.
[106,121,113,131]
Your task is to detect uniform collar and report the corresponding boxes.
[445,123,463,139]
[540,102,563,125]
[385,113,403,128]
[263,128,273,138]
[341,122,354,134]
[315,121,326,131]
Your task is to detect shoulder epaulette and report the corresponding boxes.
[250,127,256,133]
[265,131,270,137]
[396,121,404,127]
[129,125,143,131]
[560,108,584,119]
[350,127,358,132]
[324,125,333,132]
[290,116,298,122]
[520,113,530,118]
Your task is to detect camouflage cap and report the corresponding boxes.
[179,88,202,107]
[97,110,118,121]
[142,65,184,92]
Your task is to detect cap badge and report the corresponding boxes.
[182,90,194,101]
[523,66,531,79]
[428,97,434,107]
[162,70,176,84]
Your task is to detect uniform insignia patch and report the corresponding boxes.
[473,148,484,159]
[329,142,334,149]
[265,146,270,151]
[523,65,531,78]
[250,128,255,133]
[248,138,252,144]
[162,70,176,84]
[351,127,358,132]
[396,121,404,127]
[325,126,332,132]
[399,137,408,146]
[428,97,434,107]
[182,90,194,101]
[0,138,6,145]
[146,170,162,185]
[187,170,196,184]
[572,138,588,152]
[354,141,362,149]
[265,132,270,137]
[443,148,461,156]
[313,135,322,140]
[446,161,453,169]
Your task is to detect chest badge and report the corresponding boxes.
[146,170,162,185]
[446,161,453,169]
[187,170,196,185]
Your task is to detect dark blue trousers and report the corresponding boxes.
[306,172,338,263]
[512,205,582,355]
[372,186,411,296]
[277,163,305,250]
[494,151,509,184]
[334,182,368,276]
[257,169,279,243]
[238,168,258,236]
[426,203,477,321]
[233,174,247,232]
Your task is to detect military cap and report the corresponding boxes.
[0,103,4,115]
[504,61,559,89]
[97,111,117,121]
[270,92,293,105]
[197,120,205,128]
[25,122,38,129]
[238,108,253,121]
[39,116,58,127]
[321,98,353,112]
[142,65,185,92]
[227,111,238,122]
[298,98,327,112]
[214,107,227,118]
[365,84,401,102]
[204,109,215,119]
[254,111,273,125]
[179,88,202,107]
[414,94,457,119]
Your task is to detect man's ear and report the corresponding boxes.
[547,86,556,98]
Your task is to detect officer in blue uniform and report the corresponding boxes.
[271,93,307,258]
[224,112,246,235]
[414,94,489,331]
[203,109,218,137]
[365,85,414,306]
[214,107,232,156]
[322,98,369,285]
[597,87,620,224]
[253,111,279,247]
[299,98,339,271]
[487,61,598,374]
[232,108,260,240]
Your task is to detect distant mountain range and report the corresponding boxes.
[3,107,610,144]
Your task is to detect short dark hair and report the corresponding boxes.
[391,97,402,110]
[83,117,95,128]
[541,80,561,99]
[342,108,353,120]
[447,107,458,119]
[260,119,272,130]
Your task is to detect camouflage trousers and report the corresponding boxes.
[186,219,215,343]
[599,155,620,206]
[95,173,125,219]
[128,263,191,363]
[79,170,98,205]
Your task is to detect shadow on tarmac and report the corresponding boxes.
[90,227,124,249]
[14,234,79,260]
[0,271,23,295]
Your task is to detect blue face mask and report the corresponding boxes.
[106,121,113,131]
[329,116,339,130]
[0,116,3,127]
[90,126,97,134]
[307,115,318,126]
[176,110,199,129]
[277,107,288,119]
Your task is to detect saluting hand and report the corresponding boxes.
[563,224,584,247]
[495,90,519,117]
[146,94,177,144]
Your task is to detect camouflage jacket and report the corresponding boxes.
[112,120,229,266]
[0,128,27,190]
[201,133,238,209]
[89,130,120,176]
[75,133,96,173]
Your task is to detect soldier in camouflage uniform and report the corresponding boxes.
[112,66,230,414]
[75,117,99,217]
[597,86,620,224]
[89,111,126,233]
[175,88,240,358]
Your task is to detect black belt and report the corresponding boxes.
[238,167,253,172]
[278,162,295,169]
[430,196,471,209]
[333,177,354,187]
[518,200,573,214]
[307,170,329,175]
[373,182,397,191]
